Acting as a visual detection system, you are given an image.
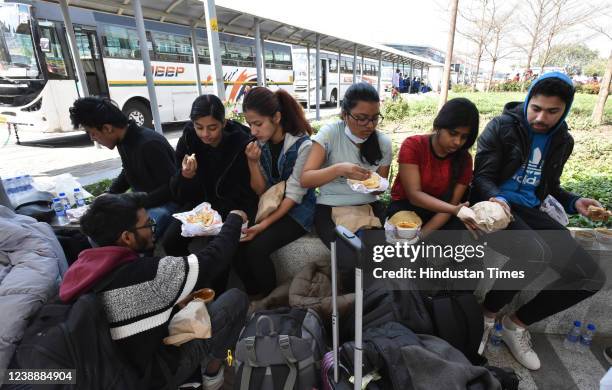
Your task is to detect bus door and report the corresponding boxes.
[320,58,327,101]
[67,26,109,97]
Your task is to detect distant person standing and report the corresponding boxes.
[69,97,178,238]
[392,68,401,99]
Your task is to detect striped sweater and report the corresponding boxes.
[62,213,243,385]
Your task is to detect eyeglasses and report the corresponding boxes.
[131,218,157,234]
[346,112,384,126]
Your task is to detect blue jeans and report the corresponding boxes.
[147,202,179,239]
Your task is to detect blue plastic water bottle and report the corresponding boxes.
[580,323,596,349]
[490,323,503,348]
[73,188,86,207]
[53,198,68,225]
[59,192,70,210]
[564,320,582,351]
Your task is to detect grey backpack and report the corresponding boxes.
[234,307,326,390]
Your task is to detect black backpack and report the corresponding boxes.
[342,286,433,342]
[424,291,485,365]
[234,307,326,390]
[14,268,142,389]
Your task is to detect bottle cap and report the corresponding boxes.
[495,323,503,331]
[52,197,60,202]
[574,320,581,327]
[74,188,81,192]
[59,192,66,196]
[587,324,596,331]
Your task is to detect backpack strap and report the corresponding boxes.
[278,335,298,390]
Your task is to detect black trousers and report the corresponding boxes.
[157,288,249,389]
[388,200,605,325]
[236,215,306,295]
[481,204,605,325]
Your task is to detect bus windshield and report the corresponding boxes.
[0,3,40,79]
[293,52,314,81]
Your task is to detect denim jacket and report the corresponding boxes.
[259,133,315,231]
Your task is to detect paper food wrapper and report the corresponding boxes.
[66,205,89,223]
[458,201,512,233]
[173,202,223,237]
[163,298,211,346]
[384,211,423,243]
[347,172,389,194]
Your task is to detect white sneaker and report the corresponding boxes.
[501,317,541,370]
[202,365,224,390]
[478,316,496,355]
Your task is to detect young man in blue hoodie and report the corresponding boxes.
[472,72,606,370]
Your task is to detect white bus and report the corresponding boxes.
[0,1,294,134]
[291,47,391,106]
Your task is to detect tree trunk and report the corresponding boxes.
[473,52,482,91]
[488,59,497,92]
[591,49,612,125]
[439,0,460,111]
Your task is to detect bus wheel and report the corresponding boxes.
[328,89,337,107]
[123,100,153,129]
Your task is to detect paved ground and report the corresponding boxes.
[0,106,341,185]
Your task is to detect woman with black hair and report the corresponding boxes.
[162,94,258,257]
[388,97,481,236]
[301,82,393,248]
[239,86,316,295]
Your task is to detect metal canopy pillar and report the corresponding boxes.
[360,55,364,82]
[337,49,341,109]
[254,18,264,86]
[203,0,225,100]
[132,0,162,133]
[408,60,414,94]
[261,36,267,87]
[59,0,89,98]
[315,34,321,121]
[377,51,382,95]
[306,44,311,113]
[190,26,203,96]
[352,44,357,84]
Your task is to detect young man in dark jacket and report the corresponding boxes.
[472,72,605,370]
[69,97,178,237]
[59,193,248,389]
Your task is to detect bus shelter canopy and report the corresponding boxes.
[40,0,442,67]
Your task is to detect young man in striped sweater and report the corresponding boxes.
[59,192,248,389]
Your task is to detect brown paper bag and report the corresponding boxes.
[331,205,382,233]
[163,298,211,346]
[255,181,286,223]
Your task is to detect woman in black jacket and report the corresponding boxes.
[162,94,258,256]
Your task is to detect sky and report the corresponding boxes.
[216,0,611,71]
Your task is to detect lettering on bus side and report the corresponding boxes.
[144,66,186,77]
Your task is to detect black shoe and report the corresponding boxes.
[605,346,612,365]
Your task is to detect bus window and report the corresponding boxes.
[75,32,92,60]
[264,49,274,67]
[224,42,254,67]
[101,25,152,60]
[195,39,211,65]
[152,31,192,63]
[274,48,292,70]
[38,22,68,78]
[329,59,337,72]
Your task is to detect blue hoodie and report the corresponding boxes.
[496,72,575,209]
